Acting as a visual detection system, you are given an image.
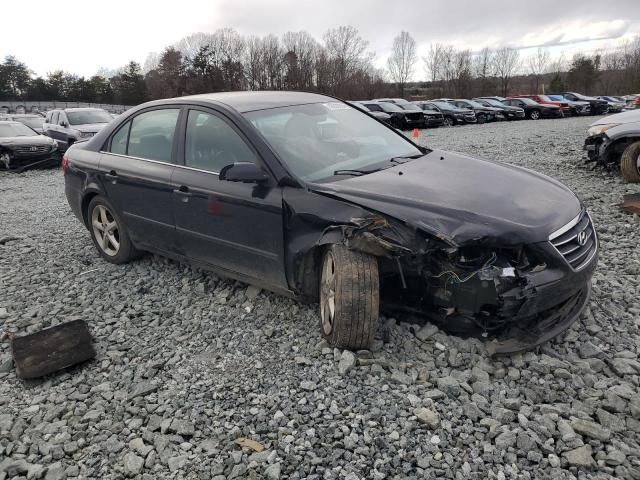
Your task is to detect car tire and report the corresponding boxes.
[87,196,141,264]
[529,109,541,120]
[319,244,379,350]
[476,113,486,124]
[620,141,640,183]
[444,116,455,127]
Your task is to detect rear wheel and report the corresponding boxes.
[319,244,379,350]
[444,116,455,127]
[476,113,487,124]
[621,141,640,183]
[529,109,541,120]
[88,196,141,264]
[0,152,9,169]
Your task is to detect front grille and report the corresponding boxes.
[549,211,597,270]
[405,112,423,121]
[13,145,51,155]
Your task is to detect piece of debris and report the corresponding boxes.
[11,320,95,379]
[234,437,265,452]
[620,193,640,215]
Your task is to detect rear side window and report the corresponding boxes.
[110,121,130,155]
[185,110,258,173]
[127,109,180,162]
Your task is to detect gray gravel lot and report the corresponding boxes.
[1,115,639,480]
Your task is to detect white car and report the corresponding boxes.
[43,108,112,151]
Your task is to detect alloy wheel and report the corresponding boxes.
[444,117,454,127]
[91,204,120,256]
[320,251,336,335]
[531,110,540,120]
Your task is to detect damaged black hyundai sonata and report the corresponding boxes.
[63,92,597,354]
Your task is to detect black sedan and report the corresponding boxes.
[63,91,597,354]
[398,103,444,128]
[440,99,503,123]
[0,121,58,170]
[561,92,609,115]
[413,101,476,126]
[503,98,563,120]
[349,101,392,125]
[359,101,425,129]
[473,98,525,120]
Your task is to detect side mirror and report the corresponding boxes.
[219,162,269,184]
[60,121,68,127]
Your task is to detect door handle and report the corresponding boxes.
[173,186,192,202]
[105,170,118,183]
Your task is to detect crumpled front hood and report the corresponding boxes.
[311,150,581,246]
[0,135,55,148]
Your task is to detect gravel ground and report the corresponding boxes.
[1,115,639,480]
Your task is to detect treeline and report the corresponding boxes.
[1,26,639,106]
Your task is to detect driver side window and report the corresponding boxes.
[185,110,258,173]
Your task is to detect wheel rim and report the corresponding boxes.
[320,251,336,335]
[445,117,453,126]
[91,204,120,256]
[531,111,540,119]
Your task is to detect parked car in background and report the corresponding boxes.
[584,109,640,182]
[597,96,626,113]
[440,99,502,123]
[398,103,444,128]
[413,101,476,126]
[472,98,525,120]
[503,97,563,119]
[512,94,569,115]
[0,114,46,134]
[373,98,410,105]
[547,95,590,116]
[63,91,597,353]
[0,121,58,170]
[476,96,507,103]
[349,101,393,125]
[560,93,609,115]
[359,101,425,130]
[43,107,113,151]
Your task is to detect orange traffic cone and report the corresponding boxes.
[412,128,419,139]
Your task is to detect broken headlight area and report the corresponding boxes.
[379,242,572,344]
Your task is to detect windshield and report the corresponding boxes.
[537,95,552,101]
[547,95,564,101]
[401,104,422,111]
[245,102,422,182]
[0,123,38,137]
[465,100,486,108]
[518,98,539,106]
[377,102,405,113]
[432,101,456,110]
[16,117,44,129]
[479,99,503,107]
[66,109,112,125]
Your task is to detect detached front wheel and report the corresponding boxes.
[621,141,640,183]
[319,244,379,350]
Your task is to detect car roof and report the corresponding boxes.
[61,107,107,112]
[177,91,337,113]
[1,121,25,126]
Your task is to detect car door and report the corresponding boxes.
[171,107,288,289]
[98,107,181,254]
[58,112,72,147]
[46,111,60,143]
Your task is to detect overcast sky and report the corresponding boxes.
[2,0,639,79]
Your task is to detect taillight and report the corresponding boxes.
[61,154,69,175]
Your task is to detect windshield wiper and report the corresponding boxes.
[333,168,383,176]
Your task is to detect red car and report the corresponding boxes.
[512,94,570,114]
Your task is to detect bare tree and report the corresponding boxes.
[282,31,318,90]
[473,47,493,96]
[423,43,445,83]
[527,47,550,93]
[387,31,416,97]
[493,47,520,96]
[439,45,456,96]
[323,25,371,95]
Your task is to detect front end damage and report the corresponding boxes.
[284,189,597,355]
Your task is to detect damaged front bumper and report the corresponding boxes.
[584,134,609,163]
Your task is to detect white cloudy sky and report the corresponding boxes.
[2,0,638,79]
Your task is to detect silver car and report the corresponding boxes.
[43,108,112,150]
